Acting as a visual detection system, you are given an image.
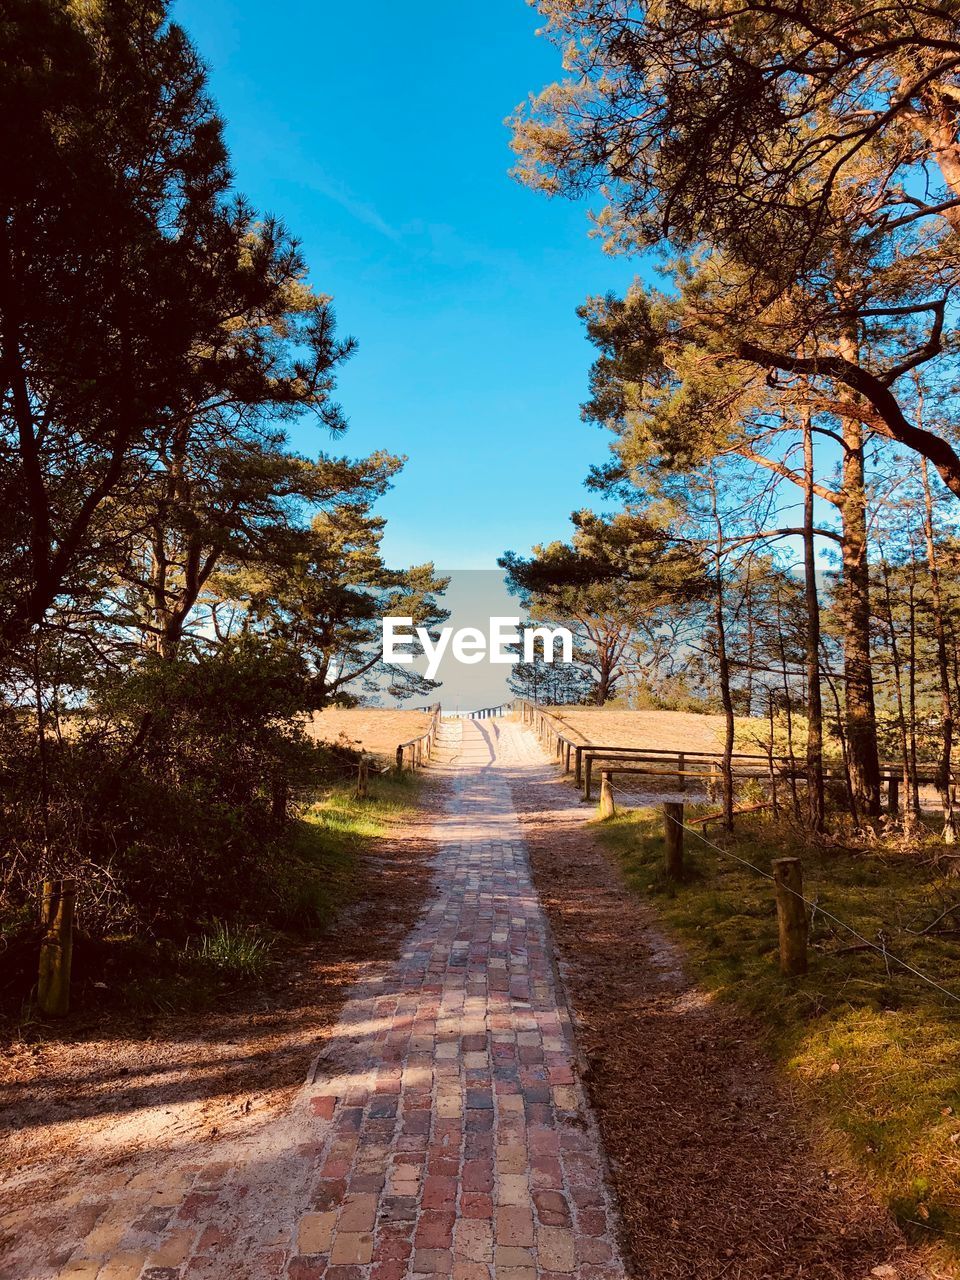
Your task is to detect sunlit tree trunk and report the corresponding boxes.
[839,411,882,817]
[880,559,912,829]
[907,568,921,818]
[921,459,957,842]
[709,476,735,830]
[802,413,825,832]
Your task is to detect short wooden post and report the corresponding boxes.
[564,741,572,773]
[772,857,808,976]
[574,746,584,787]
[598,771,616,819]
[887,773,900,816]
[38,878,75,1018]
[677,751,686,792]
[356,758,369,799]
[271,775,288,827]
[663,803,684,880]
[396,744,404,773]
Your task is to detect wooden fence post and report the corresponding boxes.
[396,744,404,773]
[663,803,684,880]
[677,752,686,793]
[887,773,900,816]
[772,857,808,976]
[598,771,616,819]
[38,878,75,1018]
[356,758,369,799]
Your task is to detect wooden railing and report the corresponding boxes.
[395,702,443,772]
[514,699,918,811]
[465,703,512,720]
[515,699,590,779]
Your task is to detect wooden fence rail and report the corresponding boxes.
[395,702,443,773]
[514,699,926,813]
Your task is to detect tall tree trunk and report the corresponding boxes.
[907,571,921,818]
[766,690,780,816]
[822,636,859,827]
[802,413,825,832]
[744,570,755,716]
[710,478,735,831]
[880,559,911,828]
[839,412,881,817]
[921,459,957,842]
[775,585,801,820]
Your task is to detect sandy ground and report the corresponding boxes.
[543,706,735,753]
[0,780,444,1213]
[305,706,433,765]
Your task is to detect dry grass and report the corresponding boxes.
[305,706,433,765]
[544,705,755,753]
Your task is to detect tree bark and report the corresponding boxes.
[921,458,957,841]
[802,413,825,832]
[880,559,912,829]
[838,404,882,817]
[710,477,735,831]
[907,569,921,817]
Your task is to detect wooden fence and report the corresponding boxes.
[514,698,917,812]
[395,702,443,772]
[462,703,512,720]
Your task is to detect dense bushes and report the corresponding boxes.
[1,639,334,943]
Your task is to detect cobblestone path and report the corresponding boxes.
[2,719,626,1280]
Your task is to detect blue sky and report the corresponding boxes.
[173,0,638,569]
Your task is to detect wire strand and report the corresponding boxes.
[677,816,960,1006]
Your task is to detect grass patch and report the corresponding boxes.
[273,771,422,928]
[187,921,274,979]
[596,806,960,1256]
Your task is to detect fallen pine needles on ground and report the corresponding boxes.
[598,805,960,1262]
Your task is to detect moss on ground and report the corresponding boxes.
[596,806,960,1254]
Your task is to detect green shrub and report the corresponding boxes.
[0,637,331,939]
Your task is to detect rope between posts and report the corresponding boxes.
[674,815,960,1006]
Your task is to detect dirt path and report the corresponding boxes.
[0,720,624,1280]
[506,728,939,1280]
[1,719,938,1280]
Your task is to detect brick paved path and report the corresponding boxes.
[3,719,625,1280]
